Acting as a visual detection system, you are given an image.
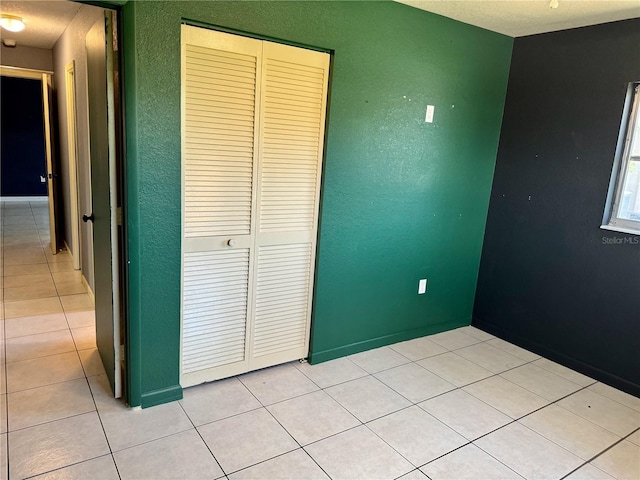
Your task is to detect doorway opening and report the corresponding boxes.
[0,1,128,406]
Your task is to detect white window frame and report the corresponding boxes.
[602,82,640,236]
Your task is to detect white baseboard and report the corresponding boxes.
[82,274,96,306]
[1,196,48,203]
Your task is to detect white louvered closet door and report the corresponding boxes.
[181,25,330,387]
[251,42,330,369]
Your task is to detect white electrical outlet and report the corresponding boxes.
[425,105,435,123]
[418,278,427,294]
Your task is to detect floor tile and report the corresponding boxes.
[3,264,50,276]
[4,234,42,246]
[368,405,467,466]
[71,326,96,351]
[459,326,495,341]
[419,389,512,440]
[475,422,583,480]
[88,375,193,452]
[388,336,447,361]
[78,348,107,377]
[2,208,32,217]
[4,313,68,339]
[455,342,527,374]
[198,408,298,474]
[4,296,63,319]
[558,389,640,437]
[591,440,640,480]
[4,249,46,266]
[239,363,319,405]
[374,362,455,403]
[417,351,493,387]
[348,346,411,374]
[65,310,95,328]
[421,444,523,480]
[229,448,329,480]
[588,382,640,412]
[463,376,549,419]
[2,216,35,225]
[0,434,7,480]
[60,293,94,312]
[486,338,540,362]
[180,377,262,426]
[533,358,595,387]
[0,395,6,434]
[32,455,120,480]
[520,404,620,460]
[305,425,413,479]
[564,463,615,480]
[47,261,74,273]
[46,250,71,262]
[3,273,53,288]
[294,357,368,388]
[325,375,411,423]
[427,328,483,350]
[114,429,224,480]
[5,329,76,363]
[627,429,640,446]
[0,366,5,395]
[8,412,109,479]
[51,271,83,284]
[397,469,429,480]
[55,280,87,296]
[7,378,95,431]
[6,351,84,393]
[267,390,360,445]
[500,363,583,401]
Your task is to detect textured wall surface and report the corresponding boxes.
[123,1,512,407]
[52,4,105,291]
[0,44,53,71]
[474,19,640,395]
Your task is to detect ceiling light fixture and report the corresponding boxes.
[0,14,25,32]
[549,0,559,9]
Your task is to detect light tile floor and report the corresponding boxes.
[1,199,639,480]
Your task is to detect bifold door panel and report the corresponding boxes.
[181,25,329,387]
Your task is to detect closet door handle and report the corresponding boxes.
[82,213,95,223]
[227,239,236,247]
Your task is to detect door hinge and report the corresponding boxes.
[116,207,122,226]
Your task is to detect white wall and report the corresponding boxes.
[52,4,104,291]
[1,44,53,71]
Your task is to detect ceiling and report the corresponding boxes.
[0,0,639,49]
[397,0,640,37]
[0,1,81,49]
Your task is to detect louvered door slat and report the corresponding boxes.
[253,244,313,357]
[184,40,256,238]
[182,250,250,374]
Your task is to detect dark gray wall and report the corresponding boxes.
[474,19,640,396]
[0,76,48,197]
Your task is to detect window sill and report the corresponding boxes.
[600,224,640,236]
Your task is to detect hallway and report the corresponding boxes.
[1,199,639,480]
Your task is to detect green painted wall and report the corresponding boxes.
[122,0,512,407]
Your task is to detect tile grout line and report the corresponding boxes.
[467,382,627,480]
[236,368,336,479]
[559,426,640,480]
[176,398,227,478]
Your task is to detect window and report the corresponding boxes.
[602,82,640,235]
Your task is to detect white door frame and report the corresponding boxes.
[65,61,82,270]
